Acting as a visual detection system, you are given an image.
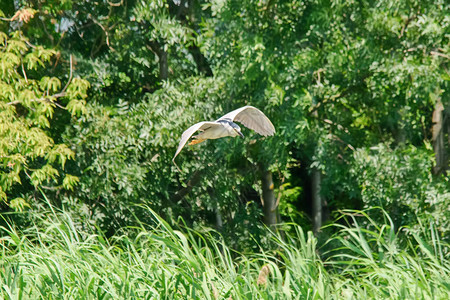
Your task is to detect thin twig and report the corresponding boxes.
[61,55,73,93]
[8,54,74,108]
[431,51,450,60]
[24,40,36,49]
[21,63,28,83]
[92,18,115,52]
[6,94,66,107]
[172,159,182,172]
[40,185,61,191]
[399,15,417,38]
[331,134,355,152]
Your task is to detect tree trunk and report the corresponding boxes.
[172,170,202,202]
[261,169,277,227]
[312,167,322,235]
[215,207,223,230]
[159,48,168,80]
[146,41,168,81]
[432,98,446,174]
[207,187,223,230]
[188,45,213,76]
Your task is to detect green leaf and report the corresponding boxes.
[6,39,28,55]
[0,187,6,202]
[30,165,59,186]
[0,31,7,46]
[24,52,44,70]
[66,78,90,99]
[62,174,79,191]
[48,77,61,92]
[9,197,30,212]
[66,99,87,116]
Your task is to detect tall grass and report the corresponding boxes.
[1,207,449,299]
[322,209,450,299]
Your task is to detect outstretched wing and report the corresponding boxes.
[172,121,219,162]
[218,106,275,136]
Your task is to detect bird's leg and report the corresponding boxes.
[188,137,205,145]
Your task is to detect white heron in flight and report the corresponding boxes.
[173,106,275,167]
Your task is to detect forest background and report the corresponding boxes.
[0,0,449,298]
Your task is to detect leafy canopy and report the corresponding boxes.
[0,10,89,210]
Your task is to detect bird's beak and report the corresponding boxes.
[238,131,244,138]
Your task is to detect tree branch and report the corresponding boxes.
[431,51,450,60]
[399,14,417,38]
[92,18,115,52]
[146,41,168,80]
[61,55,73,93]
[21,63,28,83]
[7,55,74,109]
[172,170,203,203]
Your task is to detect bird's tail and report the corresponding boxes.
[188,138,205,145]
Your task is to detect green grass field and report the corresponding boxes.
[1,208,449,299]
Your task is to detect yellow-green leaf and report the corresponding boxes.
[9,197,30,212]
[62,175,79,191]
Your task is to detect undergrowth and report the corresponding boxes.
[1,207,449,299]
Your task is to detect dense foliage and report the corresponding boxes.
[0,10,89,211]
[0,0,449,297]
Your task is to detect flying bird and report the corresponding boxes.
[173,106,275,166]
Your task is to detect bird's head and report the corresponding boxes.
[230,122,244,138]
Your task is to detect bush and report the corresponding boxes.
[352,143,450,239]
